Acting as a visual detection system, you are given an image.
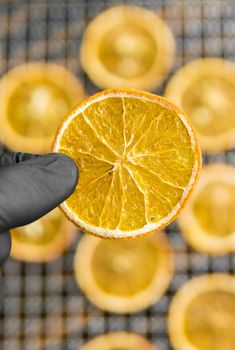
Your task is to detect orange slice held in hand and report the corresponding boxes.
[178,163,235,255]
[81,5,175,90]
[11,208,76,262]
[165,58,235,152]
[74,231,173,313]
[53,89,201,239]
[0,63,85,153]
[80,332,158,350]
[168,274,235,350]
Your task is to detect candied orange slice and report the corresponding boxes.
[0,63,85,153]
[81,5,175,90]
[53,89,201,239]
[178,163,235,254]
[165,58,235,152]
[80,332,158,350]
[168,274,235,350]
[74,231,173,313]
[11,208,76,262]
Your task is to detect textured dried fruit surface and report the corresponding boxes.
[99,26,157,79]
[8,81,71,138]
[11,208,76,262]
[193,182,235,237]
[169,274,235,350]
[91,236,160,296]
[12,208,63,245]
[165,58,235,152]
[0,63,85,153]
[185,291,235,350]
[178,164,235,254]
[182,76,235,138]
[81,5,175,91]
[75,231,173,313]
[54,90,201,238]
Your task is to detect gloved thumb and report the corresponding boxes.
[0,152,78,233]
[0,231,11,267]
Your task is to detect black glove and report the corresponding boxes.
[0,151,78,307]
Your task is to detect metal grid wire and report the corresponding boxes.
[0,0,235,349]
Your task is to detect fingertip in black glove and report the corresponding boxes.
[0,151,78,308]
[0,151,79,267]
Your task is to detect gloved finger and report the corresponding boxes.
[0,231,11,267]
[0,153,78,232]
[0,271,4,313]
[0,152,39,167]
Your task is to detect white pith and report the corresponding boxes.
[53,91,199,238]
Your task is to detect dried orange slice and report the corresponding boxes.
[178,163,235,255]
[11,208,76,262]
[74,231,173,313]
[165,58,235,152]
[80,332,158,350]
[0,63,85,153]
[168,274,235,350]
[53,89,201,239]
[81,5,175,90]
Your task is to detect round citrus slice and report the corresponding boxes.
[0,63,85,153]
[81,5,175,90]
[74,231,173,313]
[53,89,201,239]
[165,58,235,152]
[11,208,77,262]
[178,163,235,255]
[168,274,235,350]
[80,332,158,350]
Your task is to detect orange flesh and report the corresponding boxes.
[8,81,72,138]
[185,290,235,350]
[99,25,157,79]
[12,208,63,245]
[91,236,159,296]
[193,182,235,237]
[58,96,196,233]
[182,77,235,138]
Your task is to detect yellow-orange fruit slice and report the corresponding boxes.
[11,208,76,262]
[178,163,235,255]
[165,58,235,152]
[53,89,201,239]
[0,63,85,153]
[168,274,235,350]
[80,332,158,350]
[74,231,173,313]
[81,5,175,90]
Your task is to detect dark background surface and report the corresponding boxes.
[0,1,235,349]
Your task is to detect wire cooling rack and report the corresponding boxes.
[0,1,235,349]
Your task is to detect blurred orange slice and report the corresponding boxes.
[165,58,235,152]
[168,274,235,350]
[53,89,201,239]
[74,231,173,313]
[11,208,77,262]
[0,63,85,153]
[178,163,235,255]
[81,5,175,90]
[80,332,158,350]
